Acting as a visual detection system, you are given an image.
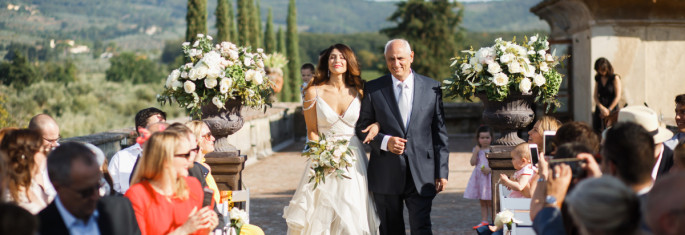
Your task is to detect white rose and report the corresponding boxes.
[245,69,262,84]
[206,67,221,80]
[476,47,496,64]
[519,77,532,93]
[206,35,213,40]
[474,63,483,73]
[500,53,514,64]
[540,62,549,72]
[545,54,554,62]
[524,64,536,78]
[528,35,538,45]
[311,160,319,168]
[228,50,239,61]
[183,81,196,93]
[533,73,546,86]
[487,62,502,74]
[243,58,252,67]
[182,42,190,47]
[212,96,224,109]
[515,45,527,57]
[180,71,188,79]
[508,61,522,74]
[257,48,264,53]
[469,57,478,66]
[220,78,233,94]
[201,51,222,68]
[537,50,546,57]
[171,80,182,90]
[197,33,204,38]
[194,64,209,80]
[495,210,515,228]
[257,60,264,68]
[192,40,200,48]
[333,149,343,158]
[493,73,509,86]
[188,68,199,81]
[319,140,326,146]
[166,69,180,88]
[461,63,472,74]
[204,77,218,89]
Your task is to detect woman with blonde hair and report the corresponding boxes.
[0,129,53,214]
[125,131,218,235]
[185,121,221,203]
[527,115,562,155]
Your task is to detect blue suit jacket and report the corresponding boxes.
[356,73,449,197]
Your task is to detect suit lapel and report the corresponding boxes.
[407,74,424,134]
[379,75,406,133]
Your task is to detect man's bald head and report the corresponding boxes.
[28,114,60,151]
[646,172,685,235]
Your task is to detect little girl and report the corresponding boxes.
[464,126,493,229]
[500,143,536,198]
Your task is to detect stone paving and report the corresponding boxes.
[243,136,482,235]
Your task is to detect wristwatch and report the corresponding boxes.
[545,195,558,207]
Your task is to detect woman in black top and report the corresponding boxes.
[593,57,622,133]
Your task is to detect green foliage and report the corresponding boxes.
[0,78,185,137]
[298,32,389,71]
[0,51,38,90]
[215,0,233,42]
[285,0,300,102]
[237,0,252,46]
[263,8,276,53]
[228,0,238,43]
[252,0,262,48]
[186,0,208,43]
[105,52,166,84]
[161,38,185,64]
[381,0,464,81]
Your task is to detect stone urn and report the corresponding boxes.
[477,93,535,146]
[201,99,246,191]
[266,67,284,94]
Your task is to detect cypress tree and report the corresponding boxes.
[276,27,290,101]
[263,8,276,53]
[247,0,260,47]
[215,0,231,42]
[228,0,238,42]
[286,0,300,102]
[237,0,251,46]
[253,0,262,48]
[186,0,208,43]
[277,27,286,55]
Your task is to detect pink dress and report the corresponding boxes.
[507,164,536,198]
[464,148,491,200]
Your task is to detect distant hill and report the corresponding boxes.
[0,0,548,50]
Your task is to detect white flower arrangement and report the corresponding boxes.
[158,34,274,118]
[494,210,522,231]
[443,35,566,111]
[229,207,248,234]
[302,133,356,189]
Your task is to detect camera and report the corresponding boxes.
[543,130,556,157]
[549,158,587,179]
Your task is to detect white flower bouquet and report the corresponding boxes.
[157,34,273,119]
[494,210,521,231]
[229,207,248,234]
[302,133,356,189]
[443,35,566,111]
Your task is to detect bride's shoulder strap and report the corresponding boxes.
[302,85,318,111]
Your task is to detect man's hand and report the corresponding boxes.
[546,164,572,207]
[387,136,407,155]
[577,153,602,178]
[435,178,448,193]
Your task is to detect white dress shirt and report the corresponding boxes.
[55,195,100,235]
[381,72,415,151]
[107,143,142,194]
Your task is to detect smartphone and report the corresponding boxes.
[549,158,587,179]
[543,130,556,157]
[202,187,214,208]
[529,143,539,165]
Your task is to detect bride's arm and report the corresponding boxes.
[303,85,320,142]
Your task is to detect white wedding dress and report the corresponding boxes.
[283,93,380,235]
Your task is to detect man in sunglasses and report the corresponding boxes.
[109,107,167,194]
[39,142,140,235]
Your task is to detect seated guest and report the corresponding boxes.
[125,131,218,235]
[109,107,166,194]
[0,129,52,214]
[664,94,685,150]
[185,120,221,204]
[27,114,60,198]
[565,176,641,235]
[617,106,673,179]
[672,142,685,172]
[499,143,536,198]
[39,142,140,235]
[645,172,685,235]
[553,121,600,156]
[527,115,562,156]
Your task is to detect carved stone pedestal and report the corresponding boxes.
[487,145,517,222]
[205,151,245,191]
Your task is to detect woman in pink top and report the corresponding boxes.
[125,131,218,235]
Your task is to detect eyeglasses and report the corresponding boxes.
[68,180,105,198]
[43,136,61,144]
[175,146,200,159]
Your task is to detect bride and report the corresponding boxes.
[283,44,380,234]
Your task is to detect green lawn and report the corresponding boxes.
[361,70,385,81]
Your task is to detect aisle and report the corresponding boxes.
[242,136,482,235]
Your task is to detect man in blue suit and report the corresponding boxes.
[356,39,449,235]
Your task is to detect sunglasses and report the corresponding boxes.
[68,180,105,198]
[202,133,214,141]
[175,146,200,159]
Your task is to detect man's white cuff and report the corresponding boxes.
[381,135,391,151]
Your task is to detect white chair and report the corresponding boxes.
[498,184,535,235]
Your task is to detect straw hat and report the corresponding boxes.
[617,105,673,144]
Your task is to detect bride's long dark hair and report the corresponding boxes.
[308,44,364,98]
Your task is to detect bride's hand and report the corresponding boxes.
[361,122,380,144]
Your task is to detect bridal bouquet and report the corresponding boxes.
[302,133,356,189]
[443,35,565,111]
[157,34,273,119]
[229,207,248,234]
